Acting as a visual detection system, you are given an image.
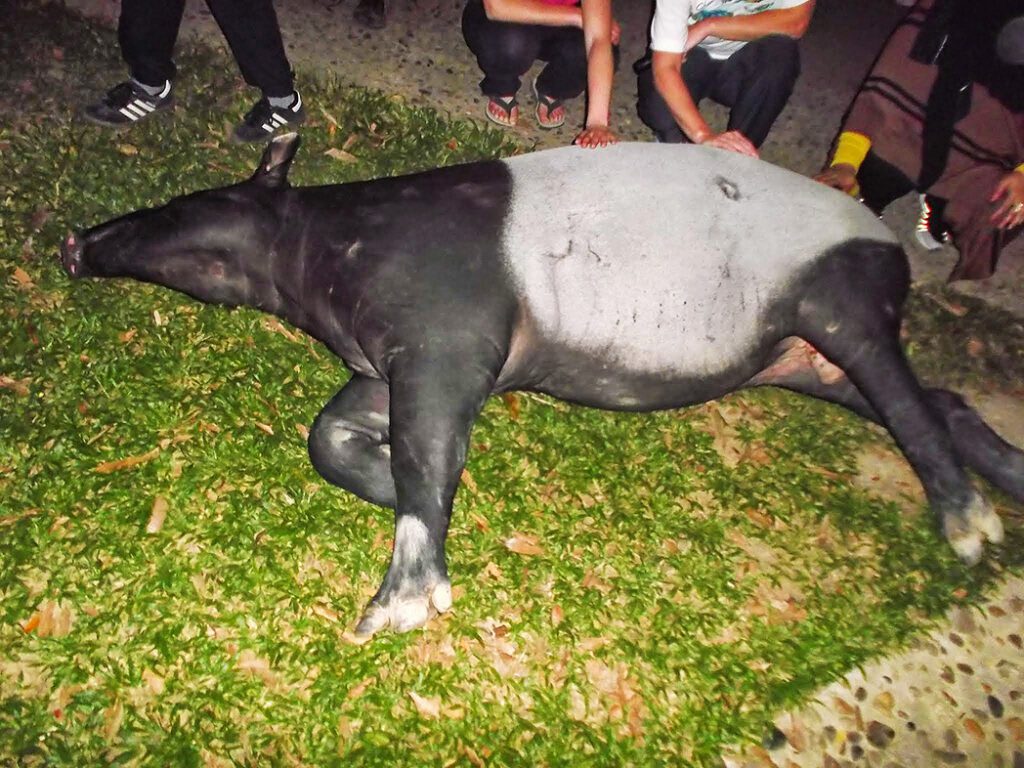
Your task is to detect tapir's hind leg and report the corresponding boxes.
[308,375,396,508]
[790,241,1004,564]
[756,359,1024,504]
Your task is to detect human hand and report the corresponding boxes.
[611,19,621,45]
[699,130,758,158]
[990,170,1024,229]
[575,125,619,148]
[683,19,711,54]
[814,163,859,194]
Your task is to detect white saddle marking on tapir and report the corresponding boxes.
[500,143,896,377]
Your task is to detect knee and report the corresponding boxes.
[755,35,801,85]
[477,28,536,73]
[307,417,356,478]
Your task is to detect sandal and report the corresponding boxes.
[485,95,518,128]
[532,77,565,130]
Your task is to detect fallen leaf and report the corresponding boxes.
[118,144,139,156]
[504,533,543,556]
[103,700,124,741]
[408,691,441,719]
[295,423,310,440]
[145,496,168,533]
[0,376,30,396]
[551,604,564,627]
[255,422,274,436]
[119,328,138,343]
[502,392,520,420]
[11,267,34,289]
[461,468,478,494]
[142,669,165,695]
[966,338,985,358]
[312,604,340,623]
[94,447,160,474]
[325,147,358,163]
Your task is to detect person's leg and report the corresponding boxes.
[206,0,295,98]
[462,0,542,98]
[856,150,916,215]
[635,47,717,142]
[535,25,587,100]
[463,0,549,127]
[710,34,800,147]
[83,0,180,126]
[118,0,186,86]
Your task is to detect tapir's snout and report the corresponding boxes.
[61,231,86,278]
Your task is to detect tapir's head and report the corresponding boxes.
[61,133,302,308]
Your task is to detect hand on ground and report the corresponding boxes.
[815,163,858,193]
[574,125,618,148]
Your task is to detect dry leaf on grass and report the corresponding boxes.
[0,376,31,396]
[11,267,34,289]
[145,496,168,533]
[461,468,478,494]
[504,533,543,556]
[408,690,441,719]
[22,601,75,637]
[325,147,358,163]
[95,446,161,474]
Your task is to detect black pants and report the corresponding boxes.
[461,0,588,99]
[119,0,294,97]
[636,34,800,147]
[857,150,948,229]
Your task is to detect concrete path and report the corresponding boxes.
[62,1,1024,765]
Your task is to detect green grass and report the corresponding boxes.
[1,4,1022,766]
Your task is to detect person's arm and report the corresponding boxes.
[651,50,758,156]
[482,0,582,27]
[815,130,871,194]
[684,1,815,52]
[575,0,618,147]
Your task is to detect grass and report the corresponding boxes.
[1,3,1022,766]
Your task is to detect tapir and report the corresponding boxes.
[61,135,1023,637]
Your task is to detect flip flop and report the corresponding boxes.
[532,77,565,130]
[485,95,518,128]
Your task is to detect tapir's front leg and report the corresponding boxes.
[354,351,498,637]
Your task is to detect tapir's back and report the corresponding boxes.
[497,143,897,377]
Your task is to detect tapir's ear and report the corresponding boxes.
[251,132,301,188]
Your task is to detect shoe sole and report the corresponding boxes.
[82,102,174,129]
[230,113,307,144]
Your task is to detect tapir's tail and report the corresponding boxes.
[756,364,1024,504]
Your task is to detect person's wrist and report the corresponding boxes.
[691,126,713,143]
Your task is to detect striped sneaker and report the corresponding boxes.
[84,80,174,127]
[231,93,306,143]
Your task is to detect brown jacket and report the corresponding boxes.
[841,0,1024,279]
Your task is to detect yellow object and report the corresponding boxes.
[831,131,872,172]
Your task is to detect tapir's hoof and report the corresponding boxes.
[354,580,452,637]
[943,493,1004,566]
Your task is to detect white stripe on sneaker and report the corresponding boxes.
[125,103,147,118]
[261,122,275,132]
[134,99,155,113]
[119,106,141,121]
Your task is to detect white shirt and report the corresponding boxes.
[651,0,812,60]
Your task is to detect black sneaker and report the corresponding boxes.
[231,93,306,143]
[84,80,174,127]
